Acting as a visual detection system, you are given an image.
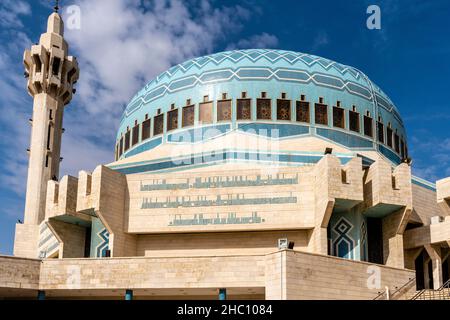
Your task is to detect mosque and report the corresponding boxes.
[1,8,450,300]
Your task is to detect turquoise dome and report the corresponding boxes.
[116,49,407,164]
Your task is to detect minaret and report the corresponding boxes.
[22,7,79,226]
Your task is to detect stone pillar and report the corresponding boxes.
[219,288,227,300]
[425,245,443,289]
[125,289,133,300]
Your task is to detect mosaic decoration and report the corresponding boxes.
[38,222,60,258]
[95,229,110,258]
[332,217,355,259]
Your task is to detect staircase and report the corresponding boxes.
[411,279,450,300]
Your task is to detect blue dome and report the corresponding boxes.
[115,49,407,165]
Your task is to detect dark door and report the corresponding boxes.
[415,252,425,290]
[443,258,449,284]
[367,217,383,264]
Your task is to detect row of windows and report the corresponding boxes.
[116,93,408,160]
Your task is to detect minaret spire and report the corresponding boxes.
[15,8,79,257]
[54,0,60,13]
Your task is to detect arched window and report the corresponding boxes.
[167,108,178,131]
[386,124,393,148]
[153,113,164,136]
[394,132,400,153]
[217,94,232,121]
[314,99,328,125]
[349,107,360,133]
[296,100,310,123]
[363,112,373,137]
[377,118,384,143]
[237,93,251,120]
[257,93,271,120]
[333,103,345,129]
[182,103,195,127]
[142,115,151,141]
[199,96,213,124]
[277,95,291,121]
[124,129,130,151]
[119,136,123,157]
[132,121,139,146]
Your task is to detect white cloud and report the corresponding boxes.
[0,0,31,28]
[311,31,329,51]
[226,32,279,50]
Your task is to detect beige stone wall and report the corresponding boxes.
[126,166,316,234]
[49,219,86,258]
[0,256,40,290]
[137,230,309,257]
[39,254,266,290]
[283,250,415,300]
[14,224,39,259]
[411,183,445,225]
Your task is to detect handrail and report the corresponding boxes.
[373,277,416,300]
[412,279,450,300]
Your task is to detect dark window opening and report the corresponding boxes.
[182,104,195,127]
[349,110,360,133]
[257,98,271,120]
[119,137,123,157]
[364,115,373,137]
[237,99,251,120]
[401,140,405,158]
[153,114,164,136]
[142,118,151,140]
[296,101,310,123]
[45,155,49,168]
[84,227,91,258]
[377,122,384,143]
[386,127,393,148]
[315,103,328,125]
[124,130,130,151]
[217,100,232,121]
[32,54,42,73]
[167,108,178,131]
[277,99,291,120]
[132,124,139,146]
[333,106,345,128]
[52,57,61,76]
[199,101,213,124]
[46,125,52,150]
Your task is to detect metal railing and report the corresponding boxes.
[411,279,450,300]
[373,277,416,300]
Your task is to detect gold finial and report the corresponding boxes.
[54,0,60,13]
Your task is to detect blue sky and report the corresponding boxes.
[0,0,449,255]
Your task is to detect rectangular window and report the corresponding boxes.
[217,99,232,121]
[277,99,291,120]
[199,101,213,124]
[315,103,328,125]
[132,124,139,146]
[377,122,384,143]
[364,116,373,137]
[333,107,345,128]
[257,98,271,120]
[142,118,151,140]
[119,137,123,157]
[167,109,178,131]
[124,130,130,151]
[349,110,360,133]
[386,127,393,147]
[394,133,400,153]
[182,104,195,127]
[237,99,251,120]
[153,114,164,136]
[296,101,310,123]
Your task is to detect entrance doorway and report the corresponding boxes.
[414,250,433,290]
[367,217,383,264]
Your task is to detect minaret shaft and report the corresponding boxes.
[14,12,79,257]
